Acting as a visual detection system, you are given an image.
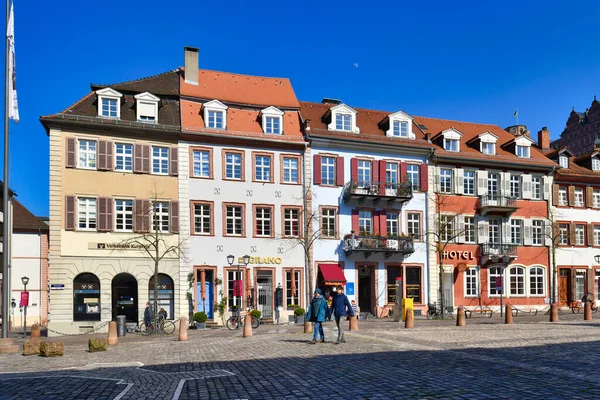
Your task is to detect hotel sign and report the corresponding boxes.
[239,256,283,265]
[442,250,475,260]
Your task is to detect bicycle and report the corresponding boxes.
[139,316,175,335]
[425,303,447,320]
[226,311,260,330]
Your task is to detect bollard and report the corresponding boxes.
[349,315,358,331]
[550,303,559,322]
[456,306,466,327]
[505,304,513,324]
[107,321,118,345]
[179,317,188,341]
[304,320,312,334]
[243,314,252,337]
[393,304,401,322]
[30,323,41,340]
[585,302,592,321]
[405,308,414,329]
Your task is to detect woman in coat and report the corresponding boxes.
[306,288,327,344]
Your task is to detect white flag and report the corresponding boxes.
[7,2,18,123]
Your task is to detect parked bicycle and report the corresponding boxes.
[226,310,260,330]
[139,316,175,335]
[426,303,446,320]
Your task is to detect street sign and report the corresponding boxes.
[346,282,354,295]
[20,291,29,307]
[495,277,503,292]
[50,284,65,290]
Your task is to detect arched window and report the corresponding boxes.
[529,267,545,296]
[488,266,502,296]
[509,266,525,296]
[73,273,101,321]
[149,274,174,320]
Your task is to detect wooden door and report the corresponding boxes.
[559,269,570,306]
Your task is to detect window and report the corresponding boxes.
[115,199,133,231]
[510,219,522,244]
[440,169,452,193]
[510,175,520,198]
[225,205,244,236]
[407,213,420,240]
[407,164,420,191]
[593,158,600,171]
[488,266,503,296]
[559,223,569,245]
[358,160,371,185]
[73,273,101,321]
[444,139,459,152]
[254,155,272,182]
[509,267,525,296]
[101,98,117,118]
[576,224,585,245]
[465,268,479,297]
[595,226,600,246]
[225,151,243,180]
[516,145,529,158]
[282,157,299,184]
[193,203,212,235]
[386,163,398,187]
[321,208,337,238]
[358,211,372,235]
[529,267,545,296]
[559,155,568,168]
[78,198,97,230]
[115,143,133,172]
[532,220,544,245]
[406,267,422,304]
[321,156,336,186]
[152,146,169,175]
[192,150,211,178]
[440,215,453,242]
[594,189,600,208]
[286,269,301,308]
[255,206,272,237]
[387,267,402,304]
[576,270,585,301]
[464,216,475,243]
[393,121,408,137]
[463,171,475,195]
[531,176,541,200]
[488,173,499,196]
[481,142,495,155]
[558,187,567,206]
[489,218,500,244]
[78,140,97,169]
[227,269,243,308]
[152,202,169,232]
[575,188,584,207]
[265,116,281,134]
[387,212,399,236]
[207,110,224,129]
[336,113,351,131]
[283,208,300,237]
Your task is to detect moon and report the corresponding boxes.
[353,63,359,68]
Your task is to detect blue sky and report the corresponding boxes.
[5,0,600,216]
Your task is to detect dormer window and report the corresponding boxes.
[260,106,284,135]
[96,88,123,119]
[393,121,407,137]
[134,92,160,123]
[336,114,351,131]
[511,135,533,158]
[482,142,495,155]
[203,100,228,130]
[516,145,530,158]
[471,131,498,155]
[440,128,463,152]
[385,111,415,139]
[445,139,459,152]
[593,158,600,171]
[328,104,359,133]
[559,155,569,168]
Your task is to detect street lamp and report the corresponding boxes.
[227,254,250,328]
[21,276,29,338]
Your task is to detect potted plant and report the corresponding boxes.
[193,311,208,329]
[250,309,262,324]
[294,307,306,324]
[287,304,296,310]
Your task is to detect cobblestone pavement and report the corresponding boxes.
[1,313,600,399]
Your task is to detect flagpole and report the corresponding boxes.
[2,0,10,339]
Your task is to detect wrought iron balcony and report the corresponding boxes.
[343,180,412,205]
[343,234,414,258]
[480,243,518,264]
[477,195,518,216]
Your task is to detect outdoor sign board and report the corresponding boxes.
[20,291,29,307]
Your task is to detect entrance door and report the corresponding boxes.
[559,268,570,306]
[443,272,453,311]
[358,266,373,315]
[257,271,273,319]
[196,270,214,319]
[112,273,138,322]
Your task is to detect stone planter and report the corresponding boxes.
[295,317,305,324]
[288,315,296,323]
[195,322,206,330]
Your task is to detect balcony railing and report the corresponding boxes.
[343,180,413,204]
[478,195,518,216]
[480,243,518,258]
[343,234,414,257]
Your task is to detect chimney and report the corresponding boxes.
[538,127,550,150]
[184,47,199,85]
[305,119,311,131]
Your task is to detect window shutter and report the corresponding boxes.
[350,158,358,183]
[542,176,551,200]
[170,148,178,176]
[378,161,387,193]
[455,168,464,195]
[379,212,387,236]
[65,138,76,168]
[372,161,380,186]
[98,141,107,170]
[569,222,576,245]
[477,218,489,244]
[588,223,594,246]
[98,197,113,232]
[500,173,510,197]
[134,144,143,173]
[523,219,533,246]
[143,200,151,232]
[351,209,359,233]
[105,141,113,171]
[522,175,532,200]
[456,215,465,244]
[419,164,428,192]
[170,201,180,233]
[571,269,577,303]
[106,198,114,231]
[134,199,143,233]
[586,187,594,208]
[143,145,151,174]
[502,218,510,244]
[552,184,559,206]
[65,195,75,230]
[568,186,575,207]
[313,154,321,185]
[477,170,488,196]
[400,162,407,183]
[335,156,344,186]
[373,210,380,235]
[545,223,553,246]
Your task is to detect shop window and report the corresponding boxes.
[405,267,421,304]
[387,267,402,304]
[285,269,301,308]
[73,273,101,321]
[148,274,174,320]
[489,266,502,296]
[576,271,586,300]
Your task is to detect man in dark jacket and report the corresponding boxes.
[306,288,327,344]
[329,286,354,344]
[144,301,153,328]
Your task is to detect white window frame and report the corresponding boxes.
[510,175,521,198]
[328,104,359,134]
[407,164,420,191]
[78,139,97,169]
[203,100,228,130]
[207,110,224,129]
[595,225,600,246]
[440,215,453,242]
[516,145,530,158]
[558,187,568,206]
[225,152,242,180]
[464,216,476,243]
[489,218,500,244]
[134,92,159,123]
[336,113,351,131]
[575,188,584,207]
[255,207,272,237]
[226,206,243,236]
[192,150,210,178]
[407,213,420,240]
[114,143,133,172]
[77,197,97,231]
[529,267,545,296]
[321,208,337,238]
[532,220,544,246]
[358,160,372,185]
[575,224,585,245]
[559,155,568,168]
[559,224,569,245]
[261,106,284,134]
[593,158,600,171]
[193,203,211,235]
[488,173,499,196]
[510,219,522,245]
[444,139,459,152]
[387,212,399,236]
[114,199,134,232]
[152,201,170,232]
[358,211,373,235]
[439,169,452,193]
[283,208,300,237]
[386,163,398,186]
[386,111,415,139]
[321,156,336,186]
[255,155,272,182]
[464,268,479,297]
[593,189,600,208]
[282,157,299,184]
[463,170,475,195]
[488,266,504,297]
[96,88,123,119]
[152,146,169,175]
[481,142,495,155]
[393,120,408,137]
[509,266,526,296]
[531,176,541,200]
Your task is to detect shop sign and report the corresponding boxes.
[89,242,145,250]
[496,277,503,291]
[50,284,65,290]
[443,250,475,260]
[20,291,29,307]
[239,256,283,265]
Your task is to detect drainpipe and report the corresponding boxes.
[301,142,311,310]
[549,166,557,304]
[424,149,434,306]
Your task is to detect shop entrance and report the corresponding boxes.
[196,269,214,320]
[257,270,273,320]
[358,265,373,315]
[112,273,138,322]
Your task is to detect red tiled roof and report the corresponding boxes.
[12,199,48,231]
[180,68,300,109]
[556,155,600,181]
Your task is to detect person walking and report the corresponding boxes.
[306,288,327,344]
[144,301,153,328]
[329,286,354,344]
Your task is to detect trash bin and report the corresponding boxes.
[116,315,127,337]
[402,298,414,322]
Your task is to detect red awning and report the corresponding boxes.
[319,264,346,286]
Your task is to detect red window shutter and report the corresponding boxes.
[65,138,76,168]
[379,211,387,236]
[170,201,180,233]
[351,158,358,183]
[134,199,143,232]
[400,162,407,181]
[379,161,387,193]
[65,195,75,230]
[351,209,359,233]
[419,164,428,191]
[105,141,113,171]
[170,148,178,176]
[98,141,107,170]
[335,156,344,186]
[134,144,143,173]
[372,161,380,185]
[143,145,151,174]
[373,211,380,235]
[313,154,321,185]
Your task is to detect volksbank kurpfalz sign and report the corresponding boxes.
[89,242,146,250]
